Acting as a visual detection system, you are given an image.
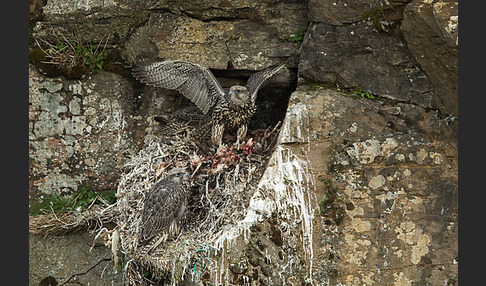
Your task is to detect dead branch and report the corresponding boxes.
[59,253,112,286]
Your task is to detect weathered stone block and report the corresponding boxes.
[299,21,435,109]
[29,233,122,286]
[32,0,148,46]
[401,0,458,116]
[125,12,301,70]
[308,0,409,25]
[147,12,234,69]
[309,0,378,24]
[144,0,308,32]
[29,64,142,204]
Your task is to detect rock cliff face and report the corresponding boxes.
[29,65,142,204]
[285,87,457,285]
[29,0,457,285]
[401,0,458,116]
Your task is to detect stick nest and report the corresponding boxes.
[104,123,281,285]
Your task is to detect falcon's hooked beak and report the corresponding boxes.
[229,86,249,103]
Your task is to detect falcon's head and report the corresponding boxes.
[227,85,250,106]
[166,167,191,183]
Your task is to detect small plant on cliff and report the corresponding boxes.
[35,33,109,74]
[29,192,73,216]
[362,6,396,32]
[283,28,305,45]
[319,196,330,216]
[72,185,117,210]
[29,185,116,216]
[353,86,377,100]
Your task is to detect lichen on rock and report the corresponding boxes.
[29,64,141,206]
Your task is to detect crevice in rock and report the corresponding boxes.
[184,7,254,22]
[321,83,453,122]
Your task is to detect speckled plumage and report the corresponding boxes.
[133,60,285,146]
[138,168,191,251]
[154,105,213,147]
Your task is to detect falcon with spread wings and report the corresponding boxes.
[133,60,285,147]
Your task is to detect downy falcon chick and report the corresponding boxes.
[138,167,191,252]
[133,60,285,147]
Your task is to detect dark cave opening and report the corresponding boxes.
[250,76,296,131]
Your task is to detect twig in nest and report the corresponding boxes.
[59,253,112,286]
[261,121,282,142]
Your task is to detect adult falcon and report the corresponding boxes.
[133,60,286,147]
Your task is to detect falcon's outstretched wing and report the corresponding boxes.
[246,64,286,103]
[133,60,226,114]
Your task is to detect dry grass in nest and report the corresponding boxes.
[29,203,119,236]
